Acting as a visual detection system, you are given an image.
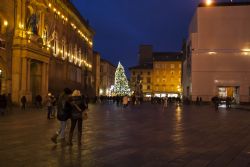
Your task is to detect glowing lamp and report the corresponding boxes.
[3,20,8,26]
[206,0,213,6]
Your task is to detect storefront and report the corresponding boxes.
[218,86,240,104]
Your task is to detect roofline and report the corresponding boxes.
[198,2,250,8]
[66,1,95,35]
[100,58,116,68]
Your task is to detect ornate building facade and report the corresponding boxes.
[0,0,95,103]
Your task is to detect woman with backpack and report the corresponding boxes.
[51,88,72,144]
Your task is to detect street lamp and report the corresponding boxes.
[206,0,213,6]
[3,20,8,27]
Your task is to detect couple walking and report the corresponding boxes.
[51,88,87,146]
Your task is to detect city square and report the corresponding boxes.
[1,103,250,166]
[1,0,250,166]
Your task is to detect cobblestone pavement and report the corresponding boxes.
[1,103,250,167]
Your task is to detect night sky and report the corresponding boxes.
[71,0,246,75]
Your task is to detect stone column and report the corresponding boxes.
[27,59,31,92]
[41,63,49,100]
[11,50,21,103]
[21,57,27,92]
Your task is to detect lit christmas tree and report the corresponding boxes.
[114,62,130,95]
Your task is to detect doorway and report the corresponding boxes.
[30,60,42,103]
[217,86,240,104]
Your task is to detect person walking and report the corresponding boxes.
[51,88,72,144]
[0,94,7,115]
[46,93,53,119]
[68,90,87,146]
[163,97,168,110]
[21,96,27,110]
[122,95,129,108]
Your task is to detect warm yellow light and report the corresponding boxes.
[3,20,8,26]
[53,8,56,12]
[208,52,216,55]
[242,48,250,52]
[49,3,51,7]
[206,0,213,6]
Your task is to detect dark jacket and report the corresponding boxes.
[57,93,72,121]
[70,96,86,119]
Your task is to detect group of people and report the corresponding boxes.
[50,88,88,146]
[211,96,233,110]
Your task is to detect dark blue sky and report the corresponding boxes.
[71,0,239,73]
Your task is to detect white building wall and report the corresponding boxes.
[187,4,250,103]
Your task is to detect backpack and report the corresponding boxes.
[57,94,71,121]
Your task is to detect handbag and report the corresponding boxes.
[72,102,88,120]
[83,112,88,120]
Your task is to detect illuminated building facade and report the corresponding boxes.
[0,0,94,103]
[183,2,250,103]
[130,45,182,97]
[93,51,100,96]
[152,53,182,98]
[100,59,116,96]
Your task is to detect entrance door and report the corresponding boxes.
[217,86,240,104]
[30,61,42,103]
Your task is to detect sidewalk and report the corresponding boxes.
[231,104,250,111]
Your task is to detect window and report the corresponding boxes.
[53,31,58,56]
[0,39,6,49]
[171,71,174,75]
[147,85,150,90]
[133,72,135,75]
[147,71,150,75]
[157,78,160,83]
[140,71,143,75]
[62,39,66,59]
[147,77,151,83]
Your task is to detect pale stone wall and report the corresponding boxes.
[186,4,250,103]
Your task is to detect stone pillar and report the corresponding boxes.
[41,62,48,100]
[27,59,31,92]
[21,57,27,91]
[11,51,21,103]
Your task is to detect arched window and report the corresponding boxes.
[62,39,66,60]
[68,44,73,62]
[78,48,82,66]
[53,31,58,57]
[74,44,77,64]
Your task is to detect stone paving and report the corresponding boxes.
[1,103,250,167]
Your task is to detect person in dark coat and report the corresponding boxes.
[35,95,42,108]
[68,90,86,146]
[51,88,72,144]
[21,96,27,110]
[0,94,7,115]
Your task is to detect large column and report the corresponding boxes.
[11,50,21,103]
[27,59,31,92]
[21,57,27,91]
[41,62,49,100]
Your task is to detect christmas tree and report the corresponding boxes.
[114,62,130,95]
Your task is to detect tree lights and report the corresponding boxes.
[114,62,130,96]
